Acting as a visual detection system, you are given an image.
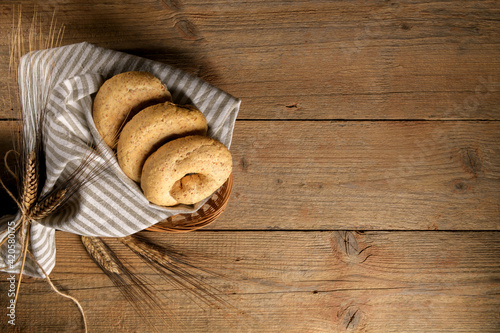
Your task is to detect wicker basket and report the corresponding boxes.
[146,173,233,233]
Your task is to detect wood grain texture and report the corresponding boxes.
[223,120,500,230]
[0,0,498,119]
[0,231,498,332]
[1,120,499,229]
[0,1,499,332]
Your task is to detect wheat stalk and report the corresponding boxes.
[119,235,235,311]
[14,150,39,310]
[80,236,177,332]
[3,10,112,331]
[0,7,90,332]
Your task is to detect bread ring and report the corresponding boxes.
[93,71,172,148]
[117,102,207,182]
[141,135,232,206]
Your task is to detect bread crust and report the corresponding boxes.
[117,102,207,182]
[141,135,232,206]
[93,71,172,148]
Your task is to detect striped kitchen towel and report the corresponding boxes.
[0,42,240,277]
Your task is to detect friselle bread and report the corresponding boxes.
[93,71,232,207]
[141,135,232,206]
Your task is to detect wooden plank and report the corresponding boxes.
[1,120,499,230]
[0,3,497,333]
[0,121,17,215]
[220,120,500,230]
[0,231,498,332]
[0,1,498,120]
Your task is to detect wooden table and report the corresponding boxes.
[0,1,499,332]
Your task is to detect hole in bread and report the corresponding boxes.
[170,173,211,204]
[177,173,201,189]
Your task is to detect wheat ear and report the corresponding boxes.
[80,236,121,274]
[21,150,38,214]
[29,189,67,221]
